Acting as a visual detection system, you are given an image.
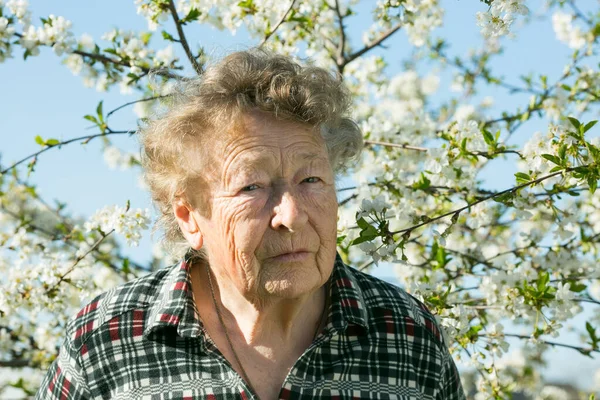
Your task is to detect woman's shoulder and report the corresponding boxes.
[343,263,445,346]
[64,263,177,348]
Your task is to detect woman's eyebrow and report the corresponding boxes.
[296,152,329,163]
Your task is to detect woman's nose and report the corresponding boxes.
[271,190,308,232]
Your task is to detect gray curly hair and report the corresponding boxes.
[139,49,363,263]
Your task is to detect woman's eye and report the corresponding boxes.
[241,184,260,192]
[303,177,321,184]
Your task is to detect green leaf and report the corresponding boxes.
[181,8,201,24]
[84,115,98,124]
[103,48,118,55]
[435,245,451,268]
[161,30,176,42]
[558,144,567,160]
[587,176,598,194]
[356,217,370,230]
[26,158,36,177]
[412,172,431,190]
[34,135,45,145]
[586,321,598,349]
[537,272,549,293]
[140,31,152,45]
[586,321,595,337]
[583,120,598,133]
[122,258,130,274]
[361,224,378,238]
[351,233,377,246]
[96,101,104,123]
[515,172,530,183]
[451,211,460,224]
[481,129,495,146]
[336,235,347,245]
[568,116,581,130]
[541,154,562,166]
[492,192,514,205]
[45,138,60,146]
[568,282,586,292]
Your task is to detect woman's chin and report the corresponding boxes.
[259,264,324,299]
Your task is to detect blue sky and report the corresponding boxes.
[1,0,599,390]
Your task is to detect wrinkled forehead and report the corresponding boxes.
[213,111,330,169]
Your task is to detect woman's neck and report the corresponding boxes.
[192,261,327,346]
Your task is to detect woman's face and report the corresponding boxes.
[188,112,338,301]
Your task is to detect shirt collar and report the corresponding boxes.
[144,259,203,339]
[327,253,370,332]
[143,252,370,338]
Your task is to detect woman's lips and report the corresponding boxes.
[270,251,311,262]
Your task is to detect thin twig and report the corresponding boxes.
[365,139,524,159]
[0,207,62,240]
[167,0,203,75]
[359,259,374,271]
[45,229,116,295]
[497,333,599,355]
[389,164,589,235]
[0,130,134,175]
[72,50,183,80]
[0,360,31,368]
[333,0,347,70]
[14,33,181,80]
[343,24,401,67]
[568,0,593,26]
[364,140,427,152]
[259,0,297,47]
[339,194,357,206]
[106,95,171,119]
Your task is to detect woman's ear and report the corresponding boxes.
[173,198,204,250]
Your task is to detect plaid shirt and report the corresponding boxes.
[36,254,465,400]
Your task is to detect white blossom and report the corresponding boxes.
[520,131,555,173]
[78,33,95,51]
[476,9,514,38]
[154,45,176,65]
[552,11,587,50]
[84,204,150,246]
[6,0,30,24]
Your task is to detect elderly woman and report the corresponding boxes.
[36,50,465,400]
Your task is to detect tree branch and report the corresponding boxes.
[0,359,32,368]
[259,0,297,47]
[498,333,599,355]
[106,95,171,119]
[389,164,590,235]
[0,130,135,175]
[45,229,116,296]
[364,139,427,152]
[72,50,184,80]
[365,139,523,159]
[343,24,401,67]
[167,0,203,75]
[568,0,593,26]
[333,0,347,71]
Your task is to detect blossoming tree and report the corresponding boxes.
[1,0,600,398]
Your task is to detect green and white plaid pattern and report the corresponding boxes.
[36,253,466,399]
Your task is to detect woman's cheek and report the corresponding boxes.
[309,186,337,209]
